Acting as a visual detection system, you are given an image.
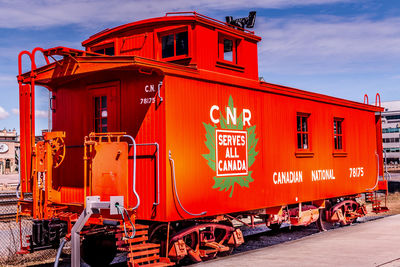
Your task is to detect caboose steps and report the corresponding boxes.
[365,191,389,213]
[117,224,174,267]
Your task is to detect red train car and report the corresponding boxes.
[17,12,387,266]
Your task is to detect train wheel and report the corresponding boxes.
[316,210,338,231]
[215,221,234,257]
[318,199,360,231]
[328,199,360,226]
[81,233,117,267]
[335,200,360,225]
[148,223,175,257]
[183,231,202,262]
[316,200,338,231]
[171,222,235,262]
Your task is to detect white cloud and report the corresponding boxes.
[256,16,400,75]
[10,108,47,118]
[0,106,9,119]
[0,0,352,29]
[35,110,48,118]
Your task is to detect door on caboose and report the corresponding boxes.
[88,81,120,133]
[52,81,121,203]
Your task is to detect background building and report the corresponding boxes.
[382,101,400,165]
[0,129,19,175]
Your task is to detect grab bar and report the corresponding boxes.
[366,151,380,191]
[136,143,160,206]
[123,135,140,210]
[169,151,207,217]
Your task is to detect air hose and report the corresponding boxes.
[115,204,136,239]
[54,238,67,267]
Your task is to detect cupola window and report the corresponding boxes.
[223,39,234,61]
[218,34,240,64]
[93,44,115,56]
[161,31,188,59]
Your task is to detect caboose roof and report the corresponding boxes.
[19,49,383,113]
[82,12,261,47]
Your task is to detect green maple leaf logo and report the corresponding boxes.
[202,96,259,197]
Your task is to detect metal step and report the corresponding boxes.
[117,224,174,267]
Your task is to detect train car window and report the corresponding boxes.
[383,128,400,133]
[94,96,108,132]
[383,137,400,143]
[104,46,115,56]
[162,34,174,58]
[224,39,233,61]
[384,147,400,152]
[161,31,188,58]
[93,45,115,56]
[333,119,344,150]
[386,115,400,120]
[176,31,188,56]
[218,34,238,64]
[297,114,310,150]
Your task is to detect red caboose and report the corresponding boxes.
[17,12,387,266]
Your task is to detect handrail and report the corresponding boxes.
[32,47,50,66]
[169,151,207,217]
[17,50,36,195]
[366,151,380,191]
[165,11,255,34]
[136,143,160,206]
[157,81,164,103]
[375,93,381,107]
[363,94,369,105]
[383,150,392,181]
[18,51,34,78]
[18,47,51,77]
[123,135,140,210]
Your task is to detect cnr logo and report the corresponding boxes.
[202,95,259,198]
[209,105,252,126]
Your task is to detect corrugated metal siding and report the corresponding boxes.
[164,74,379,221]
[118,29,154,58]
[52,83,88,200]
[119,71,166,220]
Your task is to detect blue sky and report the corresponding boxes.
[0,0,400,133]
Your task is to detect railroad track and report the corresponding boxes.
[0,212,18,221]
[0,192,32,200]
[0,192,32,221]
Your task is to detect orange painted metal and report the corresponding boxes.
[17,13,385,227]
[85,133,129,203]
[18,48,50,194]
[29,131,65,219]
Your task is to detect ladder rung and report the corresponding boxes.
[143,262,175,267]
[133,254,160,264]
[128,248,159,258]
[116,229,147,239]
[130,243,160,251]
[116,235,148,246]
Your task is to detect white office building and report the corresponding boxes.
[382,101,400,165]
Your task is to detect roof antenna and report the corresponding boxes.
[226,11,256,29]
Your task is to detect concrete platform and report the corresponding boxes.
[199,215,400,267]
